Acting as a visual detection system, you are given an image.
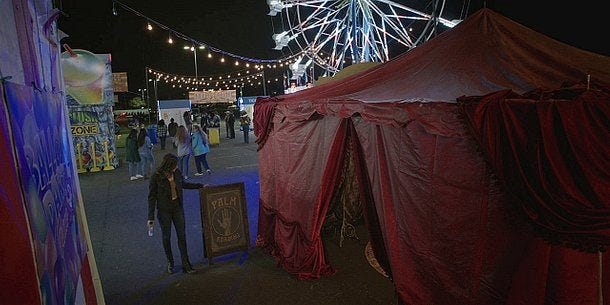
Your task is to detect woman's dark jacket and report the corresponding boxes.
[148,170,202,220]
[125,137,141,162]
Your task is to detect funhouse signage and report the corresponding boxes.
[61,49,118,173]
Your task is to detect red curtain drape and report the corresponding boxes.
[257,118,356,279]
[458,85,610,251]
[253,97,277,150]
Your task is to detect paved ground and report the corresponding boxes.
[79,124,396,305]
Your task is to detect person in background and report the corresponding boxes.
[240,111,252,144]
[174,125,192,180]
[212,112,221,128]
[183,110,193,133]
[227,111,235,139]
[147,153,204,274]
[168,118,178,148]
[138,127,155,178]
[157,119,168,150]
[125,128,143,181]
[199,112,209,134]
[191,124,212,176]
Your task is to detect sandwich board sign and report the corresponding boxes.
[199,182,250,263]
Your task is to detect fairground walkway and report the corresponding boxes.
[79,123,395,305]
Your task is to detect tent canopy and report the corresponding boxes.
[254,8,609,305]
[273,8,610,105]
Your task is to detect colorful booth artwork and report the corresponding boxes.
[61,50,117,172]
[1,80,92,304]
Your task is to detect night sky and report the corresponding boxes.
[57,0,609,102]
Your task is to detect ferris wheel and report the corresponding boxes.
[268,0,461,78]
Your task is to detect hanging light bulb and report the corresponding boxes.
[147,23,153,31]
[234,60,239,66]
[245,63,250,67]
[112,2,118,15]
[168,32,174,44]
[190,46,195,51]
[208,53,212,58]
[221,57,225,63]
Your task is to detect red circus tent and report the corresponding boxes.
[254,8,610,305]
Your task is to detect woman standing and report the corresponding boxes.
[240,111,252,144]
[147,153,203,274]
[191,124,212,176]
[126,128,143,181]
[174,125,192,180]
[138,128,155,178]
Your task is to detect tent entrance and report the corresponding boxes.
[321,117,391,279]
[323,137,363,247]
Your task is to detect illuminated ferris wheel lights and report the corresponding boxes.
[267,0,288,16]
[272,31,291,50]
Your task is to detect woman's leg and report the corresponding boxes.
[178,155,185,176]
[139,153,146,176]
[148,152,155,174]
[157,211,174,266]
[172,209,192,271]
[128,161,134,177]
[184,154,190,178]
[202,153,210,171]
[194,154,203,174]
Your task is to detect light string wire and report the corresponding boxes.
[113,0,304,64]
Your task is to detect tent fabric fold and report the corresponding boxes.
[458,84,610,252]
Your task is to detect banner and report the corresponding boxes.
[61,52,117,172]
[158,100,191,127]
[112,72,128,93]
[62,50,114,105]
[189,90,236,104]
[3,81,88,304]
[67,104,117,172]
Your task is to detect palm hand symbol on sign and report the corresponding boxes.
[217,209,231,235]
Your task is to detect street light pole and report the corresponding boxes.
[193,48,198,79]
[184,45,199,79]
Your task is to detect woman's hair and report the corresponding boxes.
[176,125,189,143]
[156,153,178,176]
[128,128,138,139]
[137,128,147,147]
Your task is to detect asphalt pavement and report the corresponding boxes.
[78,123,396,305]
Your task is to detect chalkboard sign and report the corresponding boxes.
[199,182,250,263]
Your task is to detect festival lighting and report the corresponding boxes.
[111,0,301,65]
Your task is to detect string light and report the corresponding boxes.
[168,32,173,44]
[146,67,276,91]
[112,0,296,65]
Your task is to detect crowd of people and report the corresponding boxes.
[123,108,253,275]
[124,113,214,182]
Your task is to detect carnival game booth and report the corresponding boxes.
[61,48,118,174]
[254,8,610,305]
[0,0,103,303]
